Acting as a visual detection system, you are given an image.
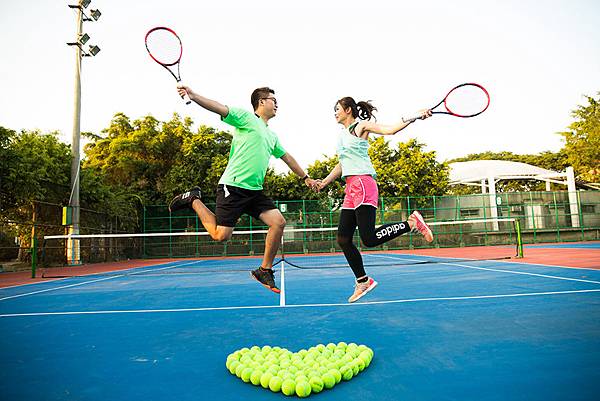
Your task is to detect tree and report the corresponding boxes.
[1,128,71,208]
[369,137,449,198]
[559,93,600,182]
[162,125,233,203]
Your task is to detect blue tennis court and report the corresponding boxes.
[1,254,600,401]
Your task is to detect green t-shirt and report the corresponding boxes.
[219,107,287,190]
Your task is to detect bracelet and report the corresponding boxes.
[302,174,309,180]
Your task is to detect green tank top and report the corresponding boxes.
[337,122,376,178]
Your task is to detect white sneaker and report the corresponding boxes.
[348,277,378,303]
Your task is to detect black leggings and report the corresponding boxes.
[337,205,411,279]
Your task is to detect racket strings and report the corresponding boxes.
[146,30,182,66]
[444,85,489,117]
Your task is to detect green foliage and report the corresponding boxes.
[84,113,234,204]
[368,137,449,197]
[559,93,600,182]
[1,128,71,208]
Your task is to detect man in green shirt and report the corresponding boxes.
[169,86,317,293]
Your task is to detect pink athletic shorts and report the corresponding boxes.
[342,175,379,209]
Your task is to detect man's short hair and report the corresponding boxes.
[251,87,275,111]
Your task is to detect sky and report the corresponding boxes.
[1,0,599,173]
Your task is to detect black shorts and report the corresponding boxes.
[215,184,277,227]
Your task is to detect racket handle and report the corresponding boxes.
[402,110,429,123]
[402,114,420,124]
[178,82,192,105]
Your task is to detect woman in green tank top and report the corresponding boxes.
[316,97,434,302]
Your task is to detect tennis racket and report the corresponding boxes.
[404,83,490,122]
[145,26,191,105]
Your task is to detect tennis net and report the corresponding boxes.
[38,217,522,278]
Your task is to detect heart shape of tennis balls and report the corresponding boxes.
[226,342,374,398]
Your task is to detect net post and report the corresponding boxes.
[143,205,147,258]
[31,230,37,279]
[302,200,308,254]
[407,196,413,249]
[515,219,524,258]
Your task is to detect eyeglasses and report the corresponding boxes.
[260,97,277,106]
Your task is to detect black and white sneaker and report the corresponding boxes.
[251,267,281,294]
[169,187,201,212]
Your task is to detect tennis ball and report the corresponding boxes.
[279,371,293,380]
[321,372,336,389]
[235,364,246,378]
[359,351,372,367]
[355,357,366,372]
[269,375,283,392]
[295,380,312,398]
[250,369,263,386]
[281,379,296,396]
[241,367,253,383]
[302,358,315,367]
[295,374,308,383]
[309,376,324,393]
[261,345,272,353]
[337,342,348,349]
[240,347,250,354]
[350,361,360,376]
[228,360,240,374]
[328,368,342,384]
[260,371,273,388]
[340,365,353,381]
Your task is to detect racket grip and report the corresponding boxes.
[403,110,429,123]
[402,114,420,124]
[178,82,192,105]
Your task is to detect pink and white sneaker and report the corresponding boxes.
[348,277,378,303]
[409,211,434,242]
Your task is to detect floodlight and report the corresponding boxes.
[88,45,101,56]
[81,0,91,9]
[90,9,101,21]
[79,33,90,45]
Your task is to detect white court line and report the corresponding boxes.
[369,254,600,285]
[366,254,430,264]
[279,262,286,306]
[0,260,201,302]
[1,288,599,318]
[501,259,600,272]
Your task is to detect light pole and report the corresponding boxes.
[66,0,101,265]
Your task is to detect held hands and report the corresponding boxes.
[304,177,326,192]
[304,177,320,191]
